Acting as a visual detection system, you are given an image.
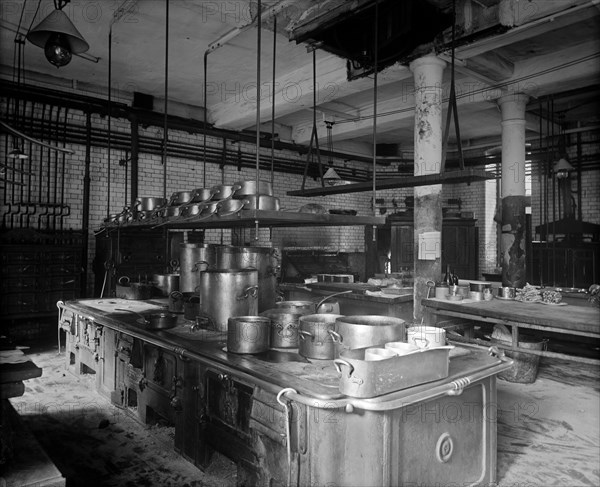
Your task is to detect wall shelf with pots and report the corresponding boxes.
[103,209,386,230]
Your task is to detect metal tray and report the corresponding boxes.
[334,346,451,398]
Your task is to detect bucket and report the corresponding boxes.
[491,324,545,383]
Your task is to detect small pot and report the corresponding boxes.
[227,316,270,354]
[232,180,274,198]
[168,291,184,313]
[152,273,180,296]
[260,309,302,348]
[115,276,153,300]
[243,194,280,211]
[469,281,492,292]
[298,314,343,360]
[498,287,516,299]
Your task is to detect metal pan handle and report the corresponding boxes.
[333,358,354,377]
[297,330,313,341]
[328,329,343,343]
[236,285,259,301]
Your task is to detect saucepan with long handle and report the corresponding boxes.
[115,308,178,330]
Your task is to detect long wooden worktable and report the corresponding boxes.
[422,297,600,364]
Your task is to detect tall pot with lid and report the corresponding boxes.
[180,243,217,293]
[216,245,279,312]
[199,268,258,331]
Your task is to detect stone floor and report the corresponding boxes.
[6,338,600,487]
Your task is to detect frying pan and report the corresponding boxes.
[116,308,179,330]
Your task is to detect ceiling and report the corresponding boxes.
[1,0,599,165]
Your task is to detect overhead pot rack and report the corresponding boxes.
[288,0,492,198]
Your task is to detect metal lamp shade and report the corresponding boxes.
[8,147,28,160]
[27,9,89,54]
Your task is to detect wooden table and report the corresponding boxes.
[422,298,600,364]
[1,346,66,487]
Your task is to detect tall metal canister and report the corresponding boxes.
[179,243,217,293]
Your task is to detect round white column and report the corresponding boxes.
[409,55,446,321]
[498,93,529,287]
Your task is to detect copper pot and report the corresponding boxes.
[232,180,273,198]
[243,194,280,211]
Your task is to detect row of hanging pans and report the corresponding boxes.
[104,180,279,224]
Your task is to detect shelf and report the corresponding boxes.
[287,169,495,197]
[102,209,386,230]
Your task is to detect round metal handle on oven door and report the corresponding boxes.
[118,275,130,286]
[236,285,259,301]
[328,329,343,343]
[297,330,314,342]
[333,358,354,378]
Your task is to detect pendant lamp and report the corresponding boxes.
[8,146,29,160]
[26,3,89,67]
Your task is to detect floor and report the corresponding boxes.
[6,338,600,487]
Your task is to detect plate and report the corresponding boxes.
[538,301,567,306]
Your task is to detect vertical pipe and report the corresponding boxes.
[255,0,262,240]
[409,55,446,321]
[270,15,276,187]
[59,107,68,231]
[576,132,582,222]
[537,100,544,285]
[203,51,208,187]
[372,0,379,243]
[52,106,60,231]
[82,111,92,297]
[162,0,169,200]
[107,27,112,220]
[130,112,139,205]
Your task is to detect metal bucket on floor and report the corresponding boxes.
[491,324,546,383]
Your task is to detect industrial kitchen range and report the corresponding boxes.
[58,284,512,486]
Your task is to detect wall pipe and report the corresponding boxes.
[82,111,92,296]
[162,0,169,200]
[130,112,139,205]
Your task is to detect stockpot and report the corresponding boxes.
[115,276,153,300]
[179,243,217,293]
[227,316,270,354]
[199,268,258,331]
[259,309,302,348]
[216,246,279,312]
[298,314,344,360]
[330,315,406,352]
[152,273,180,296]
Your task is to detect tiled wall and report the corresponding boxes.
[4,95,597,294]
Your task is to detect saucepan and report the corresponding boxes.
[189,188,216,204]
[168,191,193,206]
[232,180,273,198]
[134,197,166,212]
[216,198,247,217]
[243,194,280,211]
[115,276,153,300]
[115,308,179,330]
[210,184,241,201]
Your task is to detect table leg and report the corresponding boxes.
[511,323,519,351]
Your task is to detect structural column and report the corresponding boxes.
[409,55,446,321]
[498,93,529,287]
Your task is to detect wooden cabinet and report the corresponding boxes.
[1,230,82,326]
[380,215,479,280]
[530,242,599,288]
